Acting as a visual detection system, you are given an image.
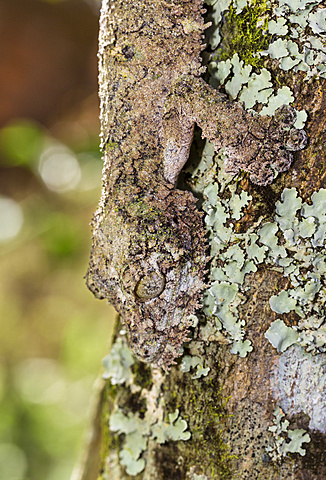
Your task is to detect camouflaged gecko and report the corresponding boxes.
[86,0,307,369]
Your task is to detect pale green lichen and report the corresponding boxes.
[275,187,302,229]
[282,0,317,13]
[189,144,326,358]
[194,153,255,355]
[293,109,307,129]
[110,410,146,475]
[224,54,253,99]
[257,222,286,259]
[152,409,191,442]
[268,16,288,35]
[238,69,273,109]
[301,189,326,247]
[260,86,294,116]
[269,291,299,315]
[109,407,191,476]
[308,8,326,34]
[245,233,267,263]
[230,339,253,356]
[265,319,299,352]
[263,188,326,354]
[266,38,289,59]
[180,355,210,379]
[208,280,247,345]
[269,1,326,80]
[266,406,311,461]
[104,337,191,476]
[102,336,135,385]
[209,58,232,85]
[206,0,232,50]
[229,191,252,220]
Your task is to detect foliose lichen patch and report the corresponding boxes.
[206,0,326,119]
[264,188,326,355]
[180,354,211,379]
[109,406,190,476]
[188,143,326,358]
[185,143,256,357]
[102,336,135,385]
[266,406,311,461]
[183,148,326,460]
[102,336,191,476]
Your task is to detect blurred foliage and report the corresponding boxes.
[0,1,115,479]
[0,120,44,168]
[0,113,116,480]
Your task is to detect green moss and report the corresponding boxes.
[132,361,153,391]
[104,141,118,152]
[99,382,120,472]
[161,371,233,480]
[219,0,271,68]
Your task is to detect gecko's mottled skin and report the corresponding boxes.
[86,0,307,369]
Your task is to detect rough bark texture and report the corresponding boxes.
[83,1,326,479]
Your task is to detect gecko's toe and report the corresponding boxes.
[285,127,308,151]
[249,168,275,186]
[248,147,293,185]
[274,105,297,127]
[273,148,293,173]
[269,106,307,152]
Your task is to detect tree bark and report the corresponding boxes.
[82,1,326,479]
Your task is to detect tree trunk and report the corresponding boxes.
[80,1,326,479]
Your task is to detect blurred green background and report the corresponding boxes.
[0,0,116,478]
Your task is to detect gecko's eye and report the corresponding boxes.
[134,271,165,302]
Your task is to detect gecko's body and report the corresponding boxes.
[86,0,307,368]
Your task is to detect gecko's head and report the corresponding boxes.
[85,245,190,365]
[86,188,208,368]
[120,267,171,363]
[88,252,206,368]
[117,254,206,367]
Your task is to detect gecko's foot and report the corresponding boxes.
[167,76,307,186]
[246,148,293,185]
[224,105,307,186]
[284,126,308,151]
[270,105,308,152]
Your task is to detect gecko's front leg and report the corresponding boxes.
[163,75,307,186]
